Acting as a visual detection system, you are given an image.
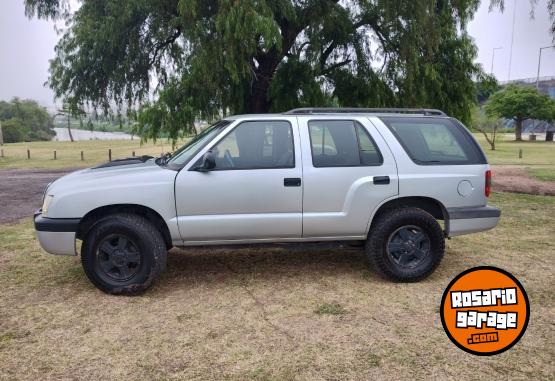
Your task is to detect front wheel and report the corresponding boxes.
[81,213,167,295]
[365,208,445,282]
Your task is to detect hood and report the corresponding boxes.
[46,158,177,196]
[42,158,179,219]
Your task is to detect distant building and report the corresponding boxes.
[499,76,555,99]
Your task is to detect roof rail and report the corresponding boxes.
[283,107,447,116]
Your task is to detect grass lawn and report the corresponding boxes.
[474,133,555,166]
[525,166,555,181]
[0,138,187,170]
[0,192,553,380]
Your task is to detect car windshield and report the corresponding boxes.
[166,120,231,166]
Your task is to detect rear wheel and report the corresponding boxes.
[366,208,445,282]
[81,213,167,295]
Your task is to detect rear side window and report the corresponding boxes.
[380,117,486,165]
[308,120,383,167]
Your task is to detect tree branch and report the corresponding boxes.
[322,59,352,75]
[148,28,181,67]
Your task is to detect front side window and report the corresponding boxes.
[380,117,486,165]
[210,121,294,170]
[308,120,383,167]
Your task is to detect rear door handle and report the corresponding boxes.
[373,176,390,185]
[284,178,302,187]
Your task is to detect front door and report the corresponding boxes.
[174,118,303,243]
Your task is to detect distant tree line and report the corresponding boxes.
[0,98,55,143]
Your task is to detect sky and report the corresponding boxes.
[0,0,554,110]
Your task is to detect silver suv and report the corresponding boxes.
[34,108,500,294]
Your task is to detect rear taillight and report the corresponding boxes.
[485,170,492,197]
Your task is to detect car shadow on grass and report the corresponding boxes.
[156,243,376,289]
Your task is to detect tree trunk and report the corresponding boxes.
[246,86,272,113]
[244,46,285,114]
[243,22,302,114]
[244,68,273,113]
[515,119,523,141]
[67,114,74,142]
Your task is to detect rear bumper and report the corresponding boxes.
[446,206,501,237]
[34,211,79,255]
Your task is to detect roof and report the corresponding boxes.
[226,107,449,120]
[283,107,447,116]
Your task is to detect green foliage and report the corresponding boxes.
[1,119,27,143]
[27,0,485,142]
[470,104,496,130]
[485,85,555,122]
[485,84,555,141]
[0,98,55,143]
[475,74,499,104]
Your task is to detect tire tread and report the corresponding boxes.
[366,207,445,282]
[81,213,167,295]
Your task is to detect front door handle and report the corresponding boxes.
[373,176,390,185]
[284,178,302,187]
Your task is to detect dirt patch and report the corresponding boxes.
[0,169,76,224]
[492,165,555,196]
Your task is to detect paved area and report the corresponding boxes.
[0,169,74,224]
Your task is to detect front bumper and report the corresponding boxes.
[34,211,80,255]
[446,206,501,237]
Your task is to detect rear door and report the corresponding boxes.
[175,117,303,242]
[298,116,398,238]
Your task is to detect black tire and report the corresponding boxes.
[365,208,445,282]
[81,213,167,295]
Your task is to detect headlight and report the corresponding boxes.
[42,182,53,203]
[42,195,54,216]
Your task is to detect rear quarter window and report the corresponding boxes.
[379,117,486,165]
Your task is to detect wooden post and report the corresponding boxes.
[54,150,57,160]
[27,149,30,159]
[132,150,135,157]
[0,120,3,146]
[518,149,523,159]
[1,149,3,158]
[81,151,84,161]
[108,149,112,162]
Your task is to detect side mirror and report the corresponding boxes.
[196,151,216,172]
